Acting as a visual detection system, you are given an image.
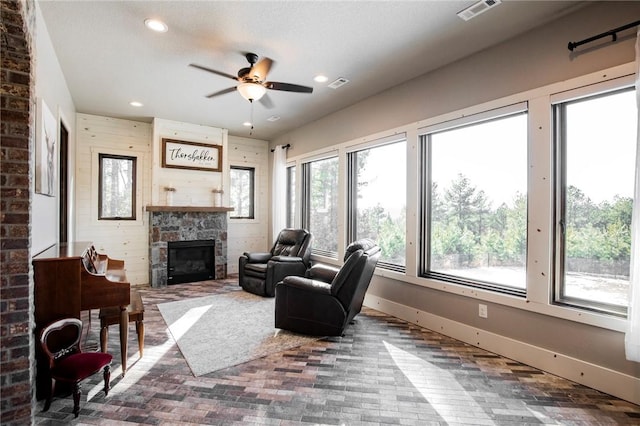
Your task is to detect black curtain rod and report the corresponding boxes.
[568,20,640,51]
[270,143,291,152]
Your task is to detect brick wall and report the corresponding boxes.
[1,0,35,424]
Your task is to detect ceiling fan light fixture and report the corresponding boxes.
[144,18,168,33]
[237,82,267,102]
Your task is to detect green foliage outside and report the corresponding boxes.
[565,186,632,262]
[309,162,632,274]
[430,173,526,269]
[309,158,339,254]
[357,204,406,265]
[429,173,632,272]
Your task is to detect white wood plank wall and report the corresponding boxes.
[227,135,270,274]
[75,114,269,283]
[75,114,152,286]
[150,118,227,207]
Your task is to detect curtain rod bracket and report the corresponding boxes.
[270,143,291,153]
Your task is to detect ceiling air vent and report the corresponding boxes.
[457,0,501,21]
[328,77,349,89]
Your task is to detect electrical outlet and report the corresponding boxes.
[479,304,488,318]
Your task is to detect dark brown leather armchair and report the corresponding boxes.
[239,228,313,297]
[275,239,381,336]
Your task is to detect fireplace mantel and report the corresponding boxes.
[145,205,234,213]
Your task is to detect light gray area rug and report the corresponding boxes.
[157,290,321,376]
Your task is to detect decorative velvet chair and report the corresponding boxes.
[275,238,381,336]
[39,318,112,418]
[239,228,313,297]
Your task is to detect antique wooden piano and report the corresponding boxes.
[32,241,130,398]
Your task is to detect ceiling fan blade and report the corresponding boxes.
[206,87,237,98]
[250,57,273,81]
[259,93,274,109]
[265,81,313,93]
[189,63,238,81]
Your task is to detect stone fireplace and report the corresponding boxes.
[147,206,233,287]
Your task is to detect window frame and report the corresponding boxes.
[284,63,634,332]
[552,81,636,317]
[301,154,340,259]
[346,135,407,273]
[286,164,296,228]
[98,153,137,221]
[418,103,529,297]
[229,165,256,220]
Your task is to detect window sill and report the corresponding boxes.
[373,270,628,333]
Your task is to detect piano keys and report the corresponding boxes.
[32,241,130,399]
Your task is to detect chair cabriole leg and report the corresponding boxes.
[104,365,111,396]
[72,383,81,417]
[43,377,55,412]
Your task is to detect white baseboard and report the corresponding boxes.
[364,294,640,405]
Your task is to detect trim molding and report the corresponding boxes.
[363,294,639,405]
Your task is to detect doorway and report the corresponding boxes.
[58,121,68,243]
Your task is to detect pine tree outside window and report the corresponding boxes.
[421,105,528,295]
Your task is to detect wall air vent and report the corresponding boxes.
[328,77,350,89]
[457,0,501,21]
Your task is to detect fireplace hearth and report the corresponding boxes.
[168,240,215,285]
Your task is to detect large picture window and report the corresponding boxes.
[230,166,255,219]
[421,106,528,294]
[302,156,339,258]
[554,86,637,316]
[289,66,635,324]
[98,154,136,220]
[348,137,406,271]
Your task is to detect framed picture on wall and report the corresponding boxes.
[35,98,57,196]
[161,138,222,172]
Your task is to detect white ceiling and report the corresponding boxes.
[39,1,585,141]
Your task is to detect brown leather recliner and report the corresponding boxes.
[274,239,381,336]
[239,228,313,297]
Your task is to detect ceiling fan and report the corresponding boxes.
[189,53,313,107]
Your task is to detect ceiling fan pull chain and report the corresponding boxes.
[249,100,255,136]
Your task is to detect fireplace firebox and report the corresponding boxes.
[167,240,215,284]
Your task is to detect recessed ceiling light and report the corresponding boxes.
[314,75,328,83]
[243,121,252,127]
[144,18,168,33]
[129,101,144,107]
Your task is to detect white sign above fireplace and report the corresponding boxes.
[161,138,222,172]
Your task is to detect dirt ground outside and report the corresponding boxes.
[436,266,629,308]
